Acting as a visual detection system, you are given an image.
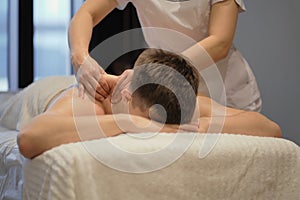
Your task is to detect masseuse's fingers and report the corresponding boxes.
[88,78,109,101]
[83,80,99,100]
[111,75,127,104]
[78,83,85,99]
[94,91,105,102]
[111,69,133,104]
[97,76,110,96]
[75,55,106,100]
[85,75,108,101]
[88,57,111,100]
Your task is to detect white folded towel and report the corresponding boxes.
[0,76,76,130]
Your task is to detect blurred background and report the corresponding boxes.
[0,0,299,144]
[0,0,74,89]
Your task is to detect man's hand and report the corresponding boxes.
[162,122,199,133]
[75,55,110,101]
[116,114,199,134]
[198,117,210,133]
[111,69,134,104]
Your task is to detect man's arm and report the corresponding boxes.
[198,96,282,137]
[17,113,182,159]
[18,113,122,159]
[206,111,282,137]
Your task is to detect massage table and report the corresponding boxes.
[0,82,299,200]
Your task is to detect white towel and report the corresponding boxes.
[0,76,76,130]
[23,133,300,200]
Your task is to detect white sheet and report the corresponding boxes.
[0,77,74,200]
[0,76,75,130]
[0,127,24,200]
[23,133,300,200]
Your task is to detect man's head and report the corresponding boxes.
[125,48,199,124]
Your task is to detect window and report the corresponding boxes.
[0,0,84,90]
[33,0,72,80]
[0,0,8,91]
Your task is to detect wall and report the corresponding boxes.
[234,0,300,144]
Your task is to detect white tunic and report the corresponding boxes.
[116,0,261,111]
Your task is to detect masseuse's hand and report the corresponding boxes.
[75,55,110,101]
[111,69,134,104]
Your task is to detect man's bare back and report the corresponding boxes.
[44,83,281,138]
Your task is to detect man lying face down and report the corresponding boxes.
[17,49,281,159]
[127,48,199,125]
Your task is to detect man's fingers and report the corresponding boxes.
[190,118,200,127]
[179,124,199,132]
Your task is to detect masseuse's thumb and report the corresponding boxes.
[111,69,133,104]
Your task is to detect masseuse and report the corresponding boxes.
[68,0,261,111]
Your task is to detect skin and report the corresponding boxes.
[18,74,184,159]
[197,0,239,61]
[68,0,242,99]
[17,74,282,159]
[69,0,117,65]
[69,0,117,100]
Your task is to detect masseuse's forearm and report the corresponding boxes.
[182,37,231,71]
[68,0,117,69]
[182,35,237,72]
[182,0,239,70]
[68,10,93,69]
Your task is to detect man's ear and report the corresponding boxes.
[121,89,132,102]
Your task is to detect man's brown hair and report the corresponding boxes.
[130,48,199,124]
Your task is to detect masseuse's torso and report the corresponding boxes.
[116,0,260,111]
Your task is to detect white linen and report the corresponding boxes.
[0,78,74,199]
[0,127,24,200]
[0,92,24,200]
[23,133,300,200]
[0,76,76,130]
